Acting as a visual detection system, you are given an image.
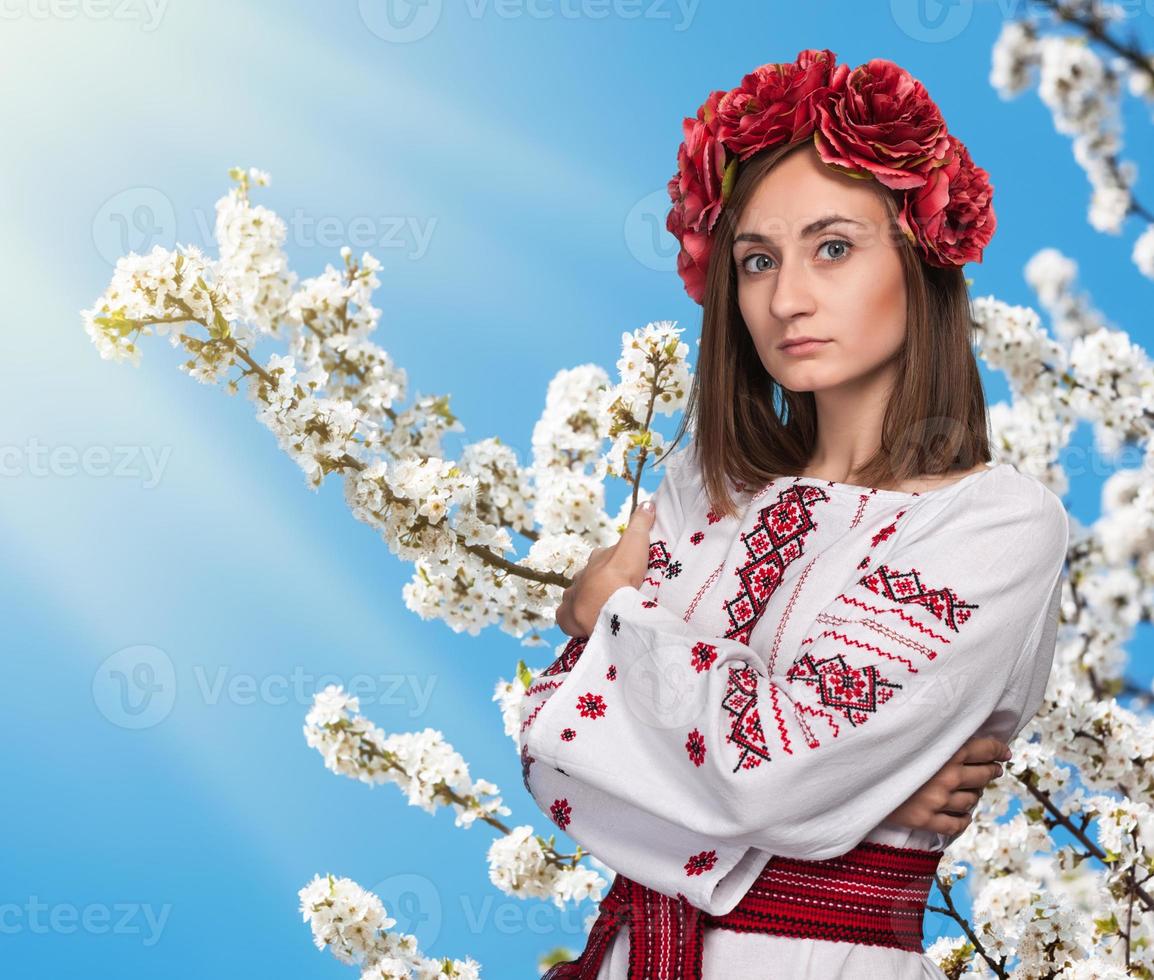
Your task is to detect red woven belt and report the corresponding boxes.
[542,840,944,980]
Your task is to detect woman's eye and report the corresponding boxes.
[818,239,852,261]
[740,253,773,275]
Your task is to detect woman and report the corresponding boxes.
[519,50,1069,979]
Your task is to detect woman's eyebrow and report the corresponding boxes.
[732,215,867,247]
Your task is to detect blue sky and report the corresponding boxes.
[2,1,1151,976]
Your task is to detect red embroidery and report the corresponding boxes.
[520,743,535,791]
[561,728,576,741]
[685,728,706,766]
[706,509,722,524]
[690,531,704,545]
[647,539,671,574]
[786,647,904,735]
[870,510,906,548]
[722,664,770,770]
[576,692,606,719]
[551,798,572,830]
[542,636,588,676]
[606,665,617,681]
[641,599,657,608]
[690,641,718,673]
[685,850,718,876]
[720,484,829,646]
[833,592,951,646]
[860,564,979,632]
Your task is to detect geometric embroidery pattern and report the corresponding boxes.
[720,484,831,646]
[647,539,672,575]
[542,635,588,676]
[784,646,904,732]
[774,561,979,752]
[721,664,771,771]
[859,563,979,633]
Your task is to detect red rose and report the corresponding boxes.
[714,48,849,158]
[667,89,731,304]
[898,136,996,265]
[815,58,951,190]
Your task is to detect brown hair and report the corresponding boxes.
[664,139,992,520]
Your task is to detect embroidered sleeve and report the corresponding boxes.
[522,477,1070,867]
[518,447,767,914]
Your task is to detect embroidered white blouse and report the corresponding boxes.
[518,444,1069,979]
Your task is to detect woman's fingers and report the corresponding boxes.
[952,760,1005,790]
[955,734,1012,764]
[921,810,974,836]
[944,788,983,813]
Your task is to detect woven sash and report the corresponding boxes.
[542,840,943,980]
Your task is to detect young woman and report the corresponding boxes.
[519,49,1069,979]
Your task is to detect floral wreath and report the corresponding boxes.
[665,48,997,305]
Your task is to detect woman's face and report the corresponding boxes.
[731,143,908,394]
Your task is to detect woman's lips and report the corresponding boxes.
[780,340,831,356]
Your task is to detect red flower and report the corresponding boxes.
[685,849,718,876]
[715,48,848,158]
[898,136,996,265]
[576,692,607,719]
[685,728,707,766]
[815,59,950,190]
[666,89,730,306]
[690,641,718,673]
[551,797,572,830]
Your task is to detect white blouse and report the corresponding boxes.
[519,445,1069,978]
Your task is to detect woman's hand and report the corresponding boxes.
[555,500,657,637]
[884,734,1012,837]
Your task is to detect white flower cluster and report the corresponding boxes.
[285,250,411,450]
[81,244,240,369]
[215,166,296,336]
[248,351,369,489]
[486,825,607,910]
[601,320,691,482]
[990,13,1154,280]
[304,685,510,830]
[298,872,481,978]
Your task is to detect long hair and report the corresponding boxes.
[665,139,992,520]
